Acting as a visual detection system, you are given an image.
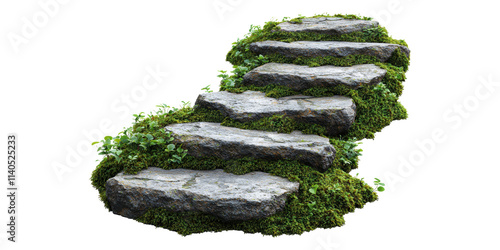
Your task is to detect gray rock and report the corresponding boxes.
[195,91,355,136]
[242,63,386,90]
[106,167,300,221]
[164,122,335,171]
[277,17,378,35]
[250,41,410,62]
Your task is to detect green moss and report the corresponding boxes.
[386,47,410,71]
[265,53,381,67]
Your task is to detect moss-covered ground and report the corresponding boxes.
[91,13,410,236]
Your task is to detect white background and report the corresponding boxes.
[1,0,499,249]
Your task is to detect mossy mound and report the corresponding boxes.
[91,14,410,236]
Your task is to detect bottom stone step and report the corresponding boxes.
[106,167,300,221]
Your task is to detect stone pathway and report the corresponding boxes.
[106,17,410,222]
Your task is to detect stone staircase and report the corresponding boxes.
[104,17,410,231]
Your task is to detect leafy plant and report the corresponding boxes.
[328,183,342,193]
[92,136,124,162]
[308,184,319,194]
[133,112,145,123]
[154,104,173,116]
[163,132,188,164]
[355,174,385,192]
[307,201,317,210]
[218,55,269,90]
[92,123,188,167]
[373,178,385,192]
[373,83,397,100]
[201,85,213,93]
[339,138,363,165]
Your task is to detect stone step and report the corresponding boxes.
[195,90,355,136]
[106,167,299,221]
[164,122,335,172]
[250,41,410,62]
[242,62,386,90]
[276,17,378,35]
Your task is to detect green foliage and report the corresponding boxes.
[92,118,188,167]
[373,178,386,192]
[308,184,319,194]
[329,138,362,173]
[219,55,269,90]
[338,138,363,166]
[201,85,213,93]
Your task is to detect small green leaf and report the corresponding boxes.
[308,184,319,194]
[307,201,316,209]
[377,186,385,192]
[91,141,99,145]
[167,144,175,151]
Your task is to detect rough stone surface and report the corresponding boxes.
[106,167,299,221]
[164,122,335,171]
[195,90,355,136]
[250,41,410,62]
[277,17,378,35]
[242,63,386,90]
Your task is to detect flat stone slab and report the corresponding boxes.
[195,91,355,136]
[165,122,335,171]
[250,41,410,62]
[106,167,299,221]
[242,63,386,90]
[277,17,378,35]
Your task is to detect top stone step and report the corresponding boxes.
[276,17,379,35]
[250,41,410,62]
